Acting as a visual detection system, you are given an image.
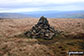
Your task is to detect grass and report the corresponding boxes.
[0,35,2,37]
[78,41,84,50]
[0,18,84,56]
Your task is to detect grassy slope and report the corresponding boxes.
[0,18,84,56]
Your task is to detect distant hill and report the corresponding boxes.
[0,10,84,18]
[26,10,84,18]
[0,13,31,19]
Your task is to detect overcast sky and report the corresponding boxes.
[0,0,84,13]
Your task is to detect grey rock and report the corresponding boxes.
[37,16,49,25]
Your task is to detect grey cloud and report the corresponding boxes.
[0,2,84,12]
[0,2,84,8]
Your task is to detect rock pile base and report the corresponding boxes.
[24,16,57,39]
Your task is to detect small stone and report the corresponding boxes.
[45,33,49,36]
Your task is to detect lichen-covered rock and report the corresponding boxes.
[24,16,57,39]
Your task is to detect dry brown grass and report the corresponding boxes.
[0,18,84,56]
[0,18,84,37]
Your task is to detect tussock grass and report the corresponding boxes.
[0,18,84,56]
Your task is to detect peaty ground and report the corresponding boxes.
[0,18,84,56]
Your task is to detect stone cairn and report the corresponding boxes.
[24,16,57,40]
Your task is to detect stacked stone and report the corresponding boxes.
[24,16,56,39]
